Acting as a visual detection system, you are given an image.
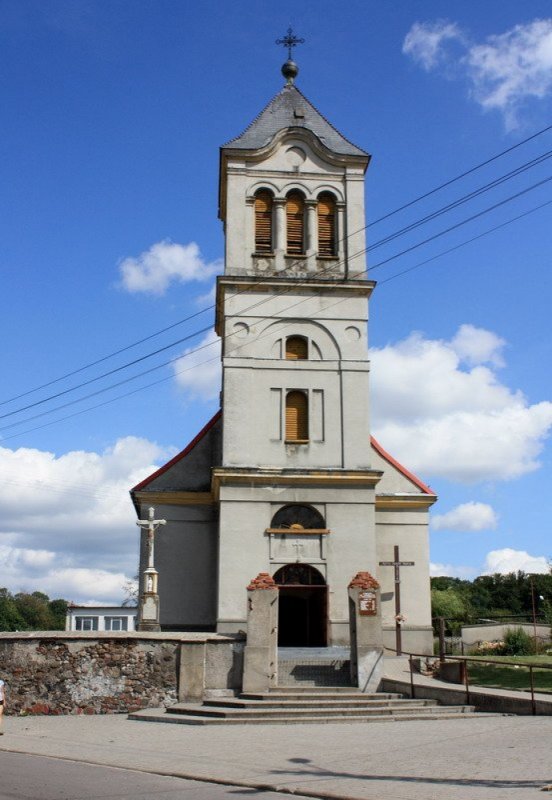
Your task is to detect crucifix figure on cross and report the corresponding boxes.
[136,507,166,631]
[137,507,167,575]
[379,545,415,656]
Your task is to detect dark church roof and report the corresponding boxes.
[223,84,368,158]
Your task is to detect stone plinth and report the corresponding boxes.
[242,574,278,693]
[348,571,384,692]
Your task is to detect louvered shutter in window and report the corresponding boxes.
[286,336,308,360]
[255,192,273,253]
[286,193,305,255]
[318,194,336,256]
[285,391,308,441]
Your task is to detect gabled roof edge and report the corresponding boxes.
[370,436,435,496]
[131,410,222,494]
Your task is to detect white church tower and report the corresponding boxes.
[132,40,436,654]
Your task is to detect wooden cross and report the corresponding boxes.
[379,546,415,656]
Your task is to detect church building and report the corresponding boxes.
[131,48,437,655]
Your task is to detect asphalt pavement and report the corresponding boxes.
[0,712,550,800]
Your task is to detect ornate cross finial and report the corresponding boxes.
[276,26,305,59]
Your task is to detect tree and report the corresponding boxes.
[0,588,27,631]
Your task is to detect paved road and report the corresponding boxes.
[2,713,551,800]
[0,751,293,800]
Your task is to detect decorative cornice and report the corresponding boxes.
[133,491,214,506]
[376,495,437,510]
[349,571,380,590]
[212,467,382,501]
[265,528,330,535]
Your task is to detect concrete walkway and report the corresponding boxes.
[1,712,551,800]
[383,655,552,713]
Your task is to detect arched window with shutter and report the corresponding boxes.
[318,193,336,257]
[286,192,305,255]
[285,336,308,360]
[254,191,273,253]
[285,391,309,442]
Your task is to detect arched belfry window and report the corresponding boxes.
[318,193,337,257]
[286,192,305,255]
[254,191,273,253]
[285,336,308,360]
[285,390,308,442]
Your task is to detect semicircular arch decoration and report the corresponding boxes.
[273,564,326,586]
[270,504,326,530]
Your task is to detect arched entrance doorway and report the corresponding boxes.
[274,564,327,647]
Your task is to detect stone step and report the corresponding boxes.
[242,691,403,701]
[165,702,469,720]
[130,707,477,726]
[202,697,431,710]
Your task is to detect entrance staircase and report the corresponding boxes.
[130,648,477,725]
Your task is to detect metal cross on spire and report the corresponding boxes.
[276,27,305,59]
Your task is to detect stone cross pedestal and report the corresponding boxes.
[242,573,278,693]
[136,507,166,632]
[348,571,384,693]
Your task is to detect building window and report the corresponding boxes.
[254,191,273,253]
[318,193,337,256]
[285,336,308,360]
[104,616,128,632]
[286,192,305,255]
[285,390,308,442]
[75,616,98,631]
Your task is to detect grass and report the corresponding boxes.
[466,655,552,694]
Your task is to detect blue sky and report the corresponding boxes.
[1,0,551,603]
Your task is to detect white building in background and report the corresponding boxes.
[131,55,437,654]
[65,605,137,632]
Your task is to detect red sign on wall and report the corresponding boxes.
[359,590,377,616]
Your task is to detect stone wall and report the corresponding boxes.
[0,631,243,715]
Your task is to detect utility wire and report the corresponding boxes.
[3,121,551,409]
[2,189,550,440]
[3,158,551,424]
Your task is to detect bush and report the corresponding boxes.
[501,626,535,656]
[471,640,504,656]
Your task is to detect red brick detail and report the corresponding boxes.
[247,572,277,591]
[348,571,380,590]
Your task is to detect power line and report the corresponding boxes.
[2,193,550,443]
[3,121,551,409]
[4,158,551,426]
[2,172,551,429]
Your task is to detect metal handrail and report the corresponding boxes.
[388,647,552,715]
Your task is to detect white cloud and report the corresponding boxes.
[403,20,464,70]
[450,324,505,368]
[118,240,222,295]
[403,18,552,128]
[371,325,552,483]
[430,562,477,579]
[484,548,550,575]
[467,20,552,127]
[0,437,173,603]
[432,502,498,532]
[172,328,221,402]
